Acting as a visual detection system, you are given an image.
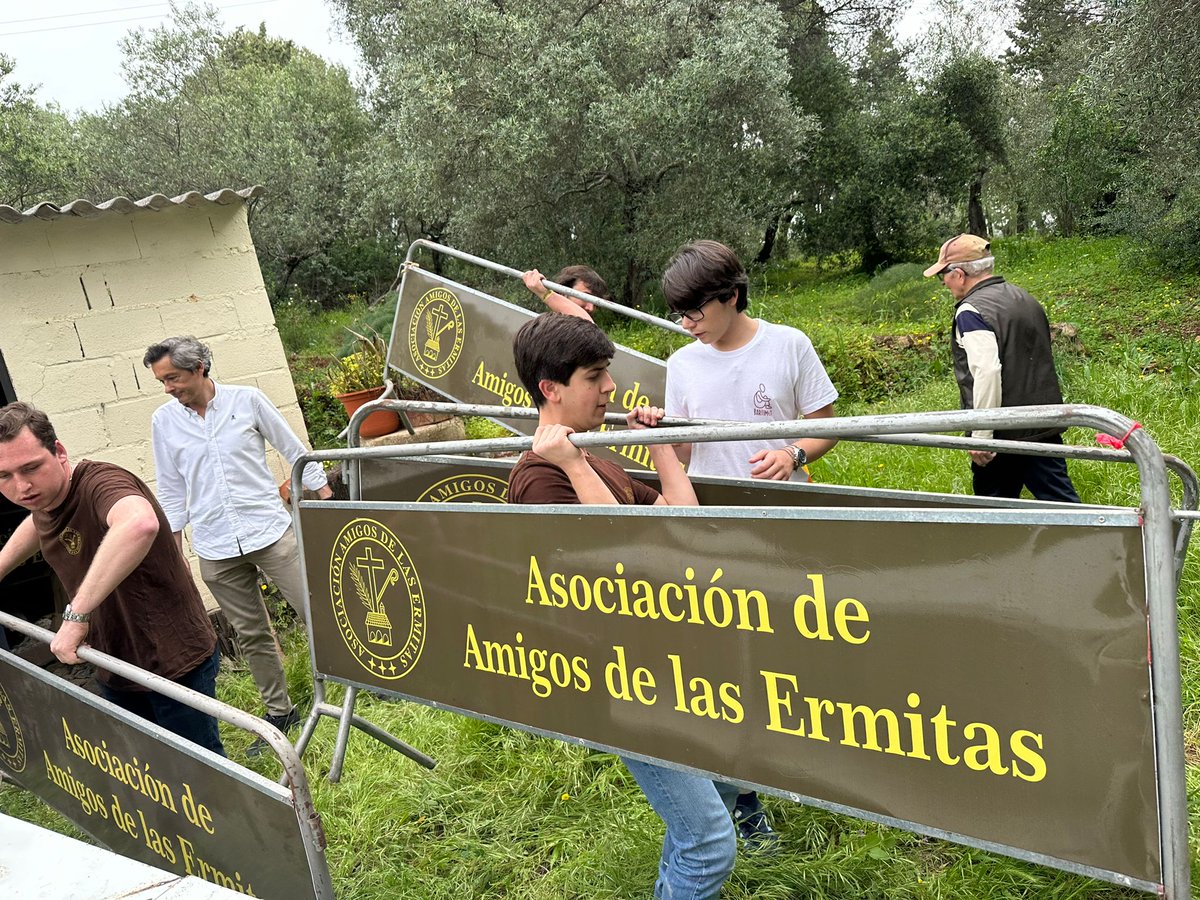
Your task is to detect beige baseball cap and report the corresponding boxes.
[923,234,991,277]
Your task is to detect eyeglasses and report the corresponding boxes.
[667,297,718,324]
[937,266,963,283]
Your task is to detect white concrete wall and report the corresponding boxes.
[0,202,311,606]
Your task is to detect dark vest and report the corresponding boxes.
[951,276,1065,441]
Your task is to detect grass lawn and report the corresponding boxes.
[3,235,1197,897]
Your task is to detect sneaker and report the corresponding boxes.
[246,707,301,758]
[734,794,780,853]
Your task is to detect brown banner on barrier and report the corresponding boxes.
[389,267,669,470]
[301,504,1158,886]
[0,651,318,899]
[358,456,988,510]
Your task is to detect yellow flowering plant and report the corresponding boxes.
[328,327,387,396]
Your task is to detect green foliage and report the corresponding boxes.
[788,29,977,271]
[274,295,370,356]
[333,0,813,307]
[328,327,388,395]
[293,373,347,450]
[0,56,79,208]
[464,417,515,441]
[1090,0,1200,270]
[72,6,369,303]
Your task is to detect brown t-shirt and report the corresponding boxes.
[35,460,216,689]
[508,451,661,506]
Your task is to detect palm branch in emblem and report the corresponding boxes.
[352,547,398,646]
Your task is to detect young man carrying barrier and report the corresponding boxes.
[0,402,225,756]
[521,264,605,319]
[660,239,841,846]
[508,312,739,899]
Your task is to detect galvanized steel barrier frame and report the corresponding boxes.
[0,610,335,900]
[335,238,685,441]
[292,402,1193,899]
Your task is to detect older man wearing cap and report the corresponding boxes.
[925,234,1080,502]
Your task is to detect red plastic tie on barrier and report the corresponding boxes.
[1095,422,1142,450]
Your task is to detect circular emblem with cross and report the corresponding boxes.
[328,518,426,680]
[408,287,465,380]
[0,679,27,773]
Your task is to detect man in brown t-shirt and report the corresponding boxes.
[509,314,740,899]
[508,313,697,507]
[0,402,224,756]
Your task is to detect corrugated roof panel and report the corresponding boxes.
[0,187,264,223]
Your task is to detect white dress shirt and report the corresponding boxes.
[150,381,328,559]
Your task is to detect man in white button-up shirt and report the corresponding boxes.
[144,336,332,756]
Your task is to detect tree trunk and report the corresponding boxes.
[757,213,781,263]
[620,185,643,307]
[967,172,988,237]
[1015,199,1030,234]
[622,257,643,309]
[277,255,307,304]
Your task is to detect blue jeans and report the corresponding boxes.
[622,757,739,900]
[100,642,226,757]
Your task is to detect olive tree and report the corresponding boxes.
[333,0,813,306]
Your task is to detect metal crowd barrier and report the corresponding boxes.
[292,402,1194,900]
[0,610,334,900]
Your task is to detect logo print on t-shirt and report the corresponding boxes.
[58,527,83,556]
[753,384,773,416]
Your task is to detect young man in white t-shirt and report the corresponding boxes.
[663,240,838,484]
[662,239,840,846]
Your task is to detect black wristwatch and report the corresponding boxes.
[785,445,807,468]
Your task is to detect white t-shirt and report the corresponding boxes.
[665,320,838,481]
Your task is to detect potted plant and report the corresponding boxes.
[329,328,401,438]
[392,374,453,428]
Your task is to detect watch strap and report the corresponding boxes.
[62,604,91,624]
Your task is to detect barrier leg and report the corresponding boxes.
[328,686,359,783]
[349,713,437,768]
[293,676,328,760]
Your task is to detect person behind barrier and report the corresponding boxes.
[144,336,332,757]
[662,240,839,485]
[521,264,605,320]
[0,402,225,756]
[924,235,1080,502]
[508,312,739,899]
[661,238,841,846]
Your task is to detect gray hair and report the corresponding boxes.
[956,256,995,277]
[143,336,213,376]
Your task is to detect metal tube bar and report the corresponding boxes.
[346,714,438,769]
[1120,426,1189,899]
[336,398,1200,580]
[404,238,689,335]
[299,404,1153,466]
[348,397,699,429]
[328,688,358,784]
[0,612,305,785]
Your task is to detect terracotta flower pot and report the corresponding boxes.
[334,386,401,438]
